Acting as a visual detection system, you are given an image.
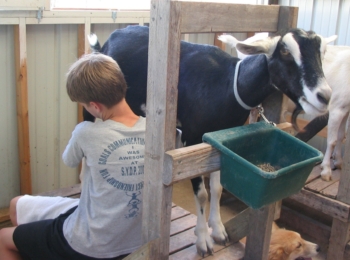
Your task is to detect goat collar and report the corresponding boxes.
[233,60,254,110]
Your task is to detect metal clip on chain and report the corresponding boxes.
[257,106,276,126]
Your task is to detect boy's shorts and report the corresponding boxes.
[13,196,128,260]
[16,195,79,225]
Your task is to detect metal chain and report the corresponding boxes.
[256,105,277,126]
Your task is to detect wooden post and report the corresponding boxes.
[77,18,91,123]
[327,119,350,259]
[262,6,298,124]
[244,203,276,260]
[142,1,180,258]
[14,18,32,195]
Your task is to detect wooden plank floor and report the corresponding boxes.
[169,204,245,260]
[303,164,341,199]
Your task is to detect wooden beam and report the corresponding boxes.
[276,5,298,31]
[178,3,285,33]
[164,143,220,185]
[224,202,281,244]
[164,122,304,186]
[327,218,350,260]
[288,188,350,222]
[261,5,298,124]
[337,119,350,203]
[14,17,32,195]
[142,1,180,258]
[224,208,251,243]
[77,21,91,124]
[327,120,350,259]
[123,238,161,260]
[245,203,276,260]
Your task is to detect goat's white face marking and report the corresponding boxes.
[284,31,331,117]
[299,77,331,115]
[282,33,302,66]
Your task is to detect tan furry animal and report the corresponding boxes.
[241,222,320,260]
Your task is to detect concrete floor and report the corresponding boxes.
[172,178,327,260]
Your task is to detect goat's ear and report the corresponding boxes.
[319,35,338,60]
[218,34,239,48]
[236,36,281,58]
[324,35,338,44]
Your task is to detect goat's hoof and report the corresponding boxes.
[320,167,332,181]
[209,221,229,245]
[321,173,332,181]
[195,234,214,257]
[196,247,213,258]
[212,234,229,246]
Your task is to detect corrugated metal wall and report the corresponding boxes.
[0,25,20,207]
[1,0,350,208]
[26,24,79,194]
[279,0,350,45]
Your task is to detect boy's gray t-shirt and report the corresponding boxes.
[62,117,146,258]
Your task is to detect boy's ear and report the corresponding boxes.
[89,101,103,111]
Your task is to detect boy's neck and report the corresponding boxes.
[102,99,140,127]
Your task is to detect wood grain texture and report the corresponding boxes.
[142,1,180,258]
[337,120,350,204]
[288,188,350,222]
[14,18,32,195]
[178,2,281,33]
[244,203,276,260]
[327,218,350,260]
[164,143,220,185]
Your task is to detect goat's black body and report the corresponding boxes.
[91,25,274,146]
[87,25,278,195]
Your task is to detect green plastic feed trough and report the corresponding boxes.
[202,122,323,209]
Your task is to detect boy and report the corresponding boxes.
[0,53,146,259]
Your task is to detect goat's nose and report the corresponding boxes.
[317,93,329,105]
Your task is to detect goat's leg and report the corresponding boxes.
[333,113,349,169]
[191,176,213,256]
[208,171,228,245]
[321,108,347,181]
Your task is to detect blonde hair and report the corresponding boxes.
[66,53,127,108]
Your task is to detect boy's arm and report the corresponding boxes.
[62,124,85,168]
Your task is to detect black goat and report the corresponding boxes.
[86,25,331,256]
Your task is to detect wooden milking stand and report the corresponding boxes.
[126,1,298,259]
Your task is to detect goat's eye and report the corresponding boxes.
[280,48,290,56]
[296,243,302,248]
